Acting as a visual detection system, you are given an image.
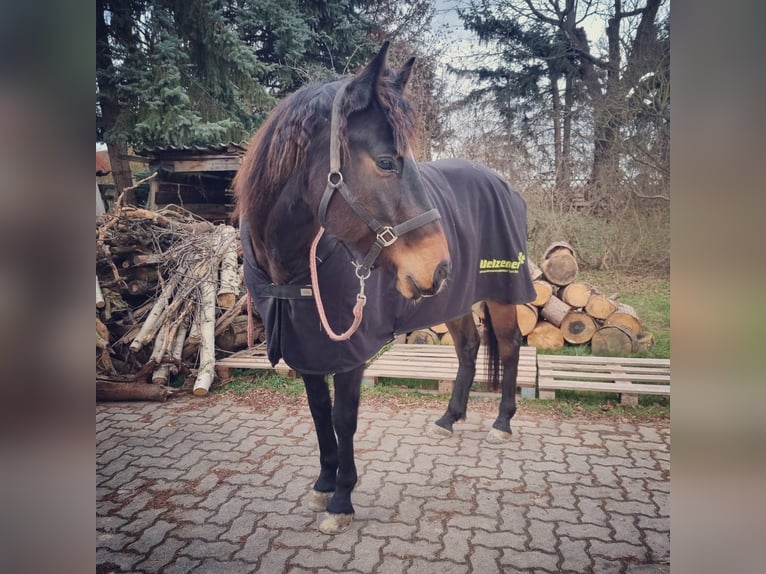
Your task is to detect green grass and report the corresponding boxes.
[520,392,669,419]
[216,370,668,421]
[214,371,304,396]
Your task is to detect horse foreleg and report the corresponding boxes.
[484,301,521,443]
[318,364,364,534]
[434,313,480,436]
[302,374,338,511]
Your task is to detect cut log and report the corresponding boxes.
[591,324,638,356]
[560,311,598,344]
[543,241,576,260]
[216,315,253,352]
[560,282,595,308]
[528,258,543,281]
[605,303,643,335]
[540,295,571,327]
[96,381,174,402]
[96,276,105,309]
[585,294,618,320]
[193,279,218,396]
[96,317,110,343]
[531,280,554,306]
[636,331,655,350]
[127,280,155,296]
[516,304,539,336]
[129,274,179,352]
[541,250,578,286]
[527,320,564,350]
[407,329,438,345]
[217,226,240,308]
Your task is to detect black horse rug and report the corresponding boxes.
[241,158,536,375]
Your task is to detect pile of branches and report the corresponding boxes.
[96,205,249,401]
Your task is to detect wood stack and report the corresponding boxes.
[96,205,260,401]
[520,242,652,354]
[403,241,653,356]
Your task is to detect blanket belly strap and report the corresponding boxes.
[255,284,313,300]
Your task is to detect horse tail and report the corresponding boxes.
[482,302,501,392]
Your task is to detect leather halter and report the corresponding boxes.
[316,84,441,278]
[308,83,441,342]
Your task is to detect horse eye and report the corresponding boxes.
[376,157,396,172]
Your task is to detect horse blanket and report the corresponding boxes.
[242,159,536,375]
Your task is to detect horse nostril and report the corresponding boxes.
[433,261,451,291]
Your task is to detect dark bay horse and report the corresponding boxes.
[233,43,535,533]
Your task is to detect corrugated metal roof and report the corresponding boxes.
[134,142,248,157]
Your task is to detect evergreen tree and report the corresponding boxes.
[96,0,381,201]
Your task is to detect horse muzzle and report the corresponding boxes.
[389,229,452,300]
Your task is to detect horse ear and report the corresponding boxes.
[345,41,390,111]
[393,57,415,92]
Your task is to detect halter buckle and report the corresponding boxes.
[377,226,398,247]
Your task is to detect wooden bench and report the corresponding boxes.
[362,343,537,395]
[536,354,670,405]
[215,344,294,382]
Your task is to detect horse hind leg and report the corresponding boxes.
[433,312,480,436]
[483,300,522,444]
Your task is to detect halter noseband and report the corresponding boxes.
[309,83,440,341]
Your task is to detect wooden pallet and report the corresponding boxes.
[215,344,294,382]
[362,343,537,393]
[537,354,670,405]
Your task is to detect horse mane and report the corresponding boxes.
[233,66,418,234]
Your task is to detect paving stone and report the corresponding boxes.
[179,539,239,561]
[408,558,469,573]
[440,528,470,562]
[96,397,670,574]
[292,547,349,570]
[134,536,187,572]
[384,537,441,560]
[128,520,175,554]
[500,548,559,571]
[558,535,593,572]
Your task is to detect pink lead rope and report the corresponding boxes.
[309,226,368,341]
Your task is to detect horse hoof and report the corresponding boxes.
[307,490,333,511]
[319,512,353,534]
[427,423,453,438]
[486,428,512,443]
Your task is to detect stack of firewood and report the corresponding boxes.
[517,242,653,353]
[404,242,653,355]
[96,205,252,400]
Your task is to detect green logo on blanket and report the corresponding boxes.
[479,252,526,273]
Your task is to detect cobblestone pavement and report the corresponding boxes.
[97,394,670,573]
